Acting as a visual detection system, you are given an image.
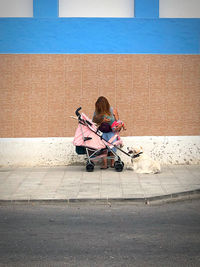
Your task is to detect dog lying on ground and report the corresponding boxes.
[127,146,161,174]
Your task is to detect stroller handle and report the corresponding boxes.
[75,107,82,117]
[75,107,93,126]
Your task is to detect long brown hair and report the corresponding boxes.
[95,96,111,116]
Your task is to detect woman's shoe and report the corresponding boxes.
[100,166,109,169]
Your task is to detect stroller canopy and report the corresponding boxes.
[73,113,106,150]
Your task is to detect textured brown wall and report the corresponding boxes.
[0,54,200,137]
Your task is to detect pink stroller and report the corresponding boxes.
[73,107,133,172]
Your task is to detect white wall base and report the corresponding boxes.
[0,136,200,167]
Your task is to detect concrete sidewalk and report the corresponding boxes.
[0,165,200,203]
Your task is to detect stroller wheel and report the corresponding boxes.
[114,161,124,172]
[86,162,94,172]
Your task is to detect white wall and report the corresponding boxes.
[0,136,200,167]
[59,0,200,18]
[0,0,33,17]
[159,0,200,18]
[59,0,134,17]
[0,0,199,18]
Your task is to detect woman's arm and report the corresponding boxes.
[113,109,123,131]
[113,109,119,121]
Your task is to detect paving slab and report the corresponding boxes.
[0,165,199,203]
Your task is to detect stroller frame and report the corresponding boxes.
[74,107,135,172]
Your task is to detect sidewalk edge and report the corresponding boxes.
[0,189,200,204]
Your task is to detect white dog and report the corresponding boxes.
[127,146,161,174]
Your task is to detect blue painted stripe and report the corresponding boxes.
[0,18,199,54]
[33,0,58,18]
[135,0,159,18]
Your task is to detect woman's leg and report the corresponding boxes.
[110,155,114,167]
[101,157,108,169]
[108,151,114,167]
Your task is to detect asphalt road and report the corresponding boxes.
[0,200,200,267]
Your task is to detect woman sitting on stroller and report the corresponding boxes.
[93,96,126,169]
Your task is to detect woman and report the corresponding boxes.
[93,96,122,169]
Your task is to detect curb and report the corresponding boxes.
[0,189,200,205]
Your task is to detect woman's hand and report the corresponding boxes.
[115,124,122,131]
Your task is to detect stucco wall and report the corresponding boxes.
[0,0,199,167]
[0,136,199,167]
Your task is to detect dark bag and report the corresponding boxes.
[98,122,112,133]
[76,146,86,155]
